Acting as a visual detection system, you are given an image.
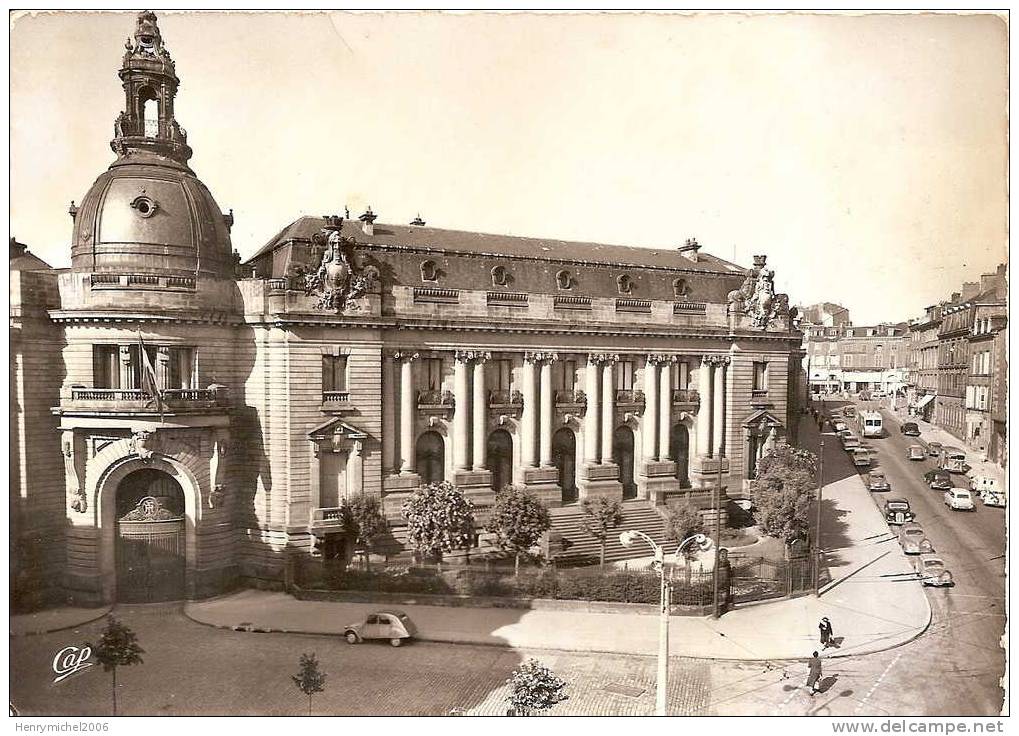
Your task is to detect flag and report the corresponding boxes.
[138,332,164,422]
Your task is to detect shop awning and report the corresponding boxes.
[914,394,935,410]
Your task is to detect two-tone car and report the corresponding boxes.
[927,441,944,458]
[923,469,953,491]
[898,523,934,555]
[914,554,953,587]
[906,444,925,461]
[851,447,871,467]
[344,610,418,647]
[841,433,861,451]
[866,470,890,492]
[900,422,921,437]
[882,497,915,525]
[944,488,976,512]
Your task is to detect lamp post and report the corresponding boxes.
[619,530,712,716]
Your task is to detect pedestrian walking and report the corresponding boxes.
[819,617,833,648]
[806,651,822,695]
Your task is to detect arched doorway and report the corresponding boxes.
[416,431,445,485]
[671,424,691,488]
[487,430,513,493]
[551,428,577,504]
[115,468,186,603]
[613,426,637,500]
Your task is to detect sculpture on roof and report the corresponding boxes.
[727,255,790,329]
[303,223,379,312]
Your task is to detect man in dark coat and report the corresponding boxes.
[819,617,833,648]
[806,651,822,695]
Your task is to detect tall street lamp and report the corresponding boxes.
[619,529,713,716]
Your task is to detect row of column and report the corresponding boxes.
[387,350,731,475]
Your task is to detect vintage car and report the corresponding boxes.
[851,448,871,467]
[944,488,976,512]
[343,610,418,646]
[866,470,890,492]
[982,490,1007,508]
[906,445,925,461]
[898,523,934,555]
[841,433,861,450]
[969,474,1001,497]
[900,422,921,437]
[927,441,944,458]
[842,406,856,418]
[923,469,953,491]
[833,420,848,434]
[882,497,914,525]
[914,554,953,587]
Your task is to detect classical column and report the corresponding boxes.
[601,356,616,463]
[659,358,672,460]
[643,356,658,461]
[520,354,537,467]
[584,355,601,463]
[539,355,556,467]
[698,356,713,458]
[119,345,134,390]
[472,354,490,471]
[713,357,728,457]
[453,352,471,471]
[382,353,396,474]
[155,347,170,389]
[397,352,418,474]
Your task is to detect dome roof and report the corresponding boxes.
[70,153,234,278]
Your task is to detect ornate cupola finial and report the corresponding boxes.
[111,11,192,165]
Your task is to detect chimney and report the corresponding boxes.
[359,206,377,236]
[9,237,26,259]
[951,292,961,303]
[961,281,980,300]
[677,237,701,262]
[410,213,426,227]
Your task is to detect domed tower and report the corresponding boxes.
[70,10,235,279]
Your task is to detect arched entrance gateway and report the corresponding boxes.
[551,428,577,504]
[115,468,186,603]
[487,430,513,493]
[613,426,637,500]
[416,431,445,485]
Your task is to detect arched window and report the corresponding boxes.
[416,431,445,485]
[491,265,508,287]
[673,278,691,299]
[420,260,438,282]
[617,274,632,295]
[555,269,572,290]
[551,428,577,504]
[487,430,513,493]
[139,87,159,138]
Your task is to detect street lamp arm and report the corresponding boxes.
[675,533,713,557]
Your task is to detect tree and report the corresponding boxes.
[345,494,388,570]
[402,481,476,570]
[291,652,327,716]
[486,486,552,577]
[753,444,818,547]
[580,497,624,568]
[506,658,569,716]
[89,616,144,716]
[663,502,705,560]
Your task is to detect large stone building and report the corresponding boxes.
[798,314,908,399]
[907,303,943,422]
[796,303,851,396]
[10,12,804,608]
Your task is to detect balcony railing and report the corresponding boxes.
[67,386,228,410]
[418,389,454,408]
[89,273,196,291]
[489,389,523,407]
[309,506,348,534]
[322,390,351,404]
[554,389,586,406]
[671,388,700,404]
[615,389,645,405]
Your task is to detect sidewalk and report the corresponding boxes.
[10,605,111,636]
[186,418,930,662]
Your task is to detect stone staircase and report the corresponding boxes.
[548,500,671,566]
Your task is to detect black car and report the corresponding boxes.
[923,469,953,491]
[901,422,921,437]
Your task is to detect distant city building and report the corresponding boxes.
[9,12,805,608]
[796,303,851,395]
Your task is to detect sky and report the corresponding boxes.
[9,10,1008,325]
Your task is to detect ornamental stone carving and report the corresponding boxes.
[302,225,379,312]
[454,350,492,364]
[702,354,732,367]
[63,433,87,513]
[392,350,419,362]
[727,254,791,328]
[647,353,680,365]
[130,430,155,460]
[588,352,619,365]
[524,351,558,364]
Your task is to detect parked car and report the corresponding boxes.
[914,554,953,587]
[906,445,925,461]
[866,470,890,492]
[944,488,976,512]
[833,420,848,433]
[983,490,1007,508]
[923,469,953,491]
[900,422,921,437]
[841,433,861,450]
[344,610,418,646]
[926,441,943,458]
[898,523,934,555]
[882,498,914,525]
[842,406,856,418]
[852,448,871,467]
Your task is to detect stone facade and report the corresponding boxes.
[9,13,805,607]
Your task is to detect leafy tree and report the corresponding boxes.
[506,658,569,716]
[345,494,388,570]
[486,486,552,577]
[89,616,144,716]
[402,481,476,570]
[753,444,818,546]
[291,652,327,716]
[664,502,705,560]
[580,497,624,568]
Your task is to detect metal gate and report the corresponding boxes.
[116,499,185,603]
